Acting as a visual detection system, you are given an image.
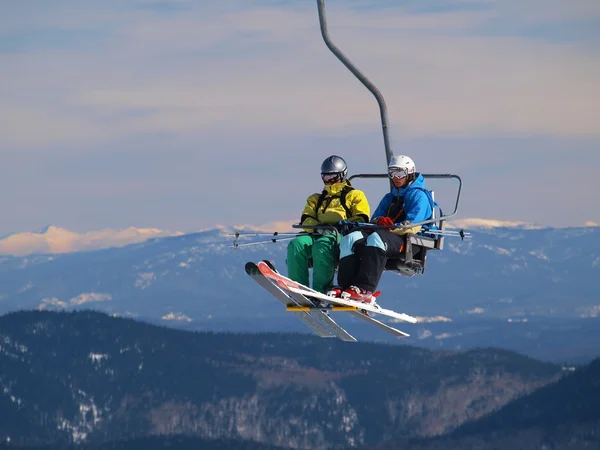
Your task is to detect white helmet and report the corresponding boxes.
[388,155,415,178]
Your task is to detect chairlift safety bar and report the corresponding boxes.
[347,173,462,229]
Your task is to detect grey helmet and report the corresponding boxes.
[320,155,348,183]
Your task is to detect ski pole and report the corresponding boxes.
[423,229,471,236]
[231,236,299,250]
[229,231,299,238]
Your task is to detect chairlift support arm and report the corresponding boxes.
[316,1,464,230]
[316,0,393,168]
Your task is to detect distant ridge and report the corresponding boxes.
[2,219,598,256]
[0,310,565,449]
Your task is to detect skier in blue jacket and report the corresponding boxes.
[328,155,436,303]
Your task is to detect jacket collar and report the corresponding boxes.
[323,181,351,194]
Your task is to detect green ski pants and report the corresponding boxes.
[286,233,340,294]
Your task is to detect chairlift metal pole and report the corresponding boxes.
[316,0,394,174]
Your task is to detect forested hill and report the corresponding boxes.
[0,310,573,449]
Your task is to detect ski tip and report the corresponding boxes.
[261,260,277,271]
[245,261,259,274]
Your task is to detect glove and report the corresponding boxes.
[376,217,395,229]
[393,221,421,235]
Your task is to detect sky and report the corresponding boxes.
[1,0,599,245]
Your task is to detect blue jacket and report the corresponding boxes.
[372,173,436,227]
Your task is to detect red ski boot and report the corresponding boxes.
[326,286,343,298]
[341,286,377,304]
[341,287,381,316]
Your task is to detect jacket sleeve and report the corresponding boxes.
[403,190,433,224]
[372,193,392,221]
[300,193,321,231]
[346,190,370,223]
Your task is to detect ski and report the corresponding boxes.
[245,262,335,338]
[255,261,414,338]
[246,262,356,341]
[348,311,410,337]
[259,261,357,342]
[256,261,417,323]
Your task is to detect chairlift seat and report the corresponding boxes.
[384,192,444,277]
[291,175,461,278]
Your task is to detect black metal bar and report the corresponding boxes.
[347,173,463,225]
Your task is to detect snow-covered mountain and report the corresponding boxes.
[0,223,598,361]
[0,225,183,256]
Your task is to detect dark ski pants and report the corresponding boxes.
[337,230,405,292]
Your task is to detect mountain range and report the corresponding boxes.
[2,310,598,450]
[0,223,598,363]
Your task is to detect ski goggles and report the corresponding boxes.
[321,173,341,183]
[388,169,408,179]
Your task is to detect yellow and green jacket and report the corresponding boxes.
[300,181,370,231]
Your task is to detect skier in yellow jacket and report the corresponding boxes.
[287,155,370,294]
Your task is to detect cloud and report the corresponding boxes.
[0,225,182,256]
[1,1,599,150]
[1,1,600,236]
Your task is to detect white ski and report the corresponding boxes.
[256,261,417,326]
[246,262,356,342]
[285,285,417,323]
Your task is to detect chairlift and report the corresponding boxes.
[290,1,467,278]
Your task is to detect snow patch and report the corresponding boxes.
[38,293,111,310]
[483,245,513,255]
[135,272,155,289]
[0,335,28,358]
[578,305,600,318]
[57,392,103,444]
[529,250,548,260]
[418,329,433,340]
[415,316,452,323]
[435,332,462,340]
[503,262,527,273]
[70,292,112,305]
[162,312,192,322]
[17,282,34,293]
[448,242,469,254]
[89,353,109,363]
[0,225,183,256]
[467,307,484,314]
